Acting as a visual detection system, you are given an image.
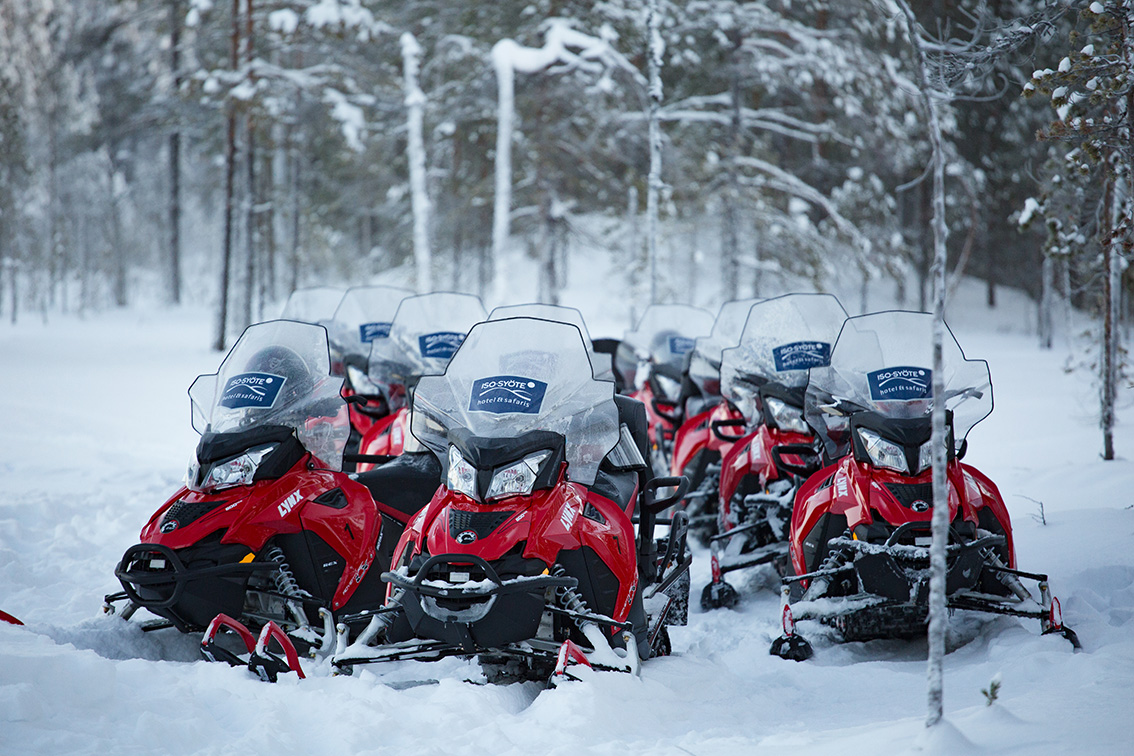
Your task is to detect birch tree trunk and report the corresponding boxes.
[897,0,950,729]
[491,40,514,304]
[646,0,664,305]
[1102,172,1121,460]
[169,0,183,305]
[402,32,432,293]
[214,0,240,351]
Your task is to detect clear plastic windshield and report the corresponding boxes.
[687,297,763,398]
[366,293,488,405]
[278,286,346,323]
[188,320,348,469]
[720,294,848,419]
[411,318,619,486]
[617,304,715,387]
[804,311,993,458]
[489,303,614,382]
[326,285,414,365]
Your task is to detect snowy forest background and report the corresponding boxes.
[0,0,1130,362]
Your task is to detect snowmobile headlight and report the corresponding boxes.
[913,438,946,475]
[856,428,908,474]
[346,365,382,396]
[484,450,552,502]
[655,373,681,403]
[447,445,478,500]
[188,444,278,493]
[764,397,809,435]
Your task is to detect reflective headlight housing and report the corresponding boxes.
[856,428,908,474]
[187,444,278,493]
[447,445,477,500]
[765,396,810,435]
[486,451,552,501]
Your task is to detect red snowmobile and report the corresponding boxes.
[331,317,692,683]
[353,292,487,473]
[668,298,762,535]
[322,284,413,465]
[701,293,848,609]
[770,311,1079,660]
[614,304,714,478]
[105,320,441,680]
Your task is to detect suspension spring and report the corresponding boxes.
[264,545,304,599]
[551,565,593,631]
[802,530,853,601]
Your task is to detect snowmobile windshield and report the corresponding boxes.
[278,286,346,324]
[488,303,615,383]
[326,285,414,365]
[804,311,992,459]
[617,304,715,389]
[187,320,348,469]
[687,297,762,398]
[366,292,487,407]
[411,317,619,487]
[721,294,848,420]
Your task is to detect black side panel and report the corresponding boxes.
[801,512,849,575]
[555,546,624,642]
[355,452,443,519]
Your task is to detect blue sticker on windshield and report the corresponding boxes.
[669,336,696,356]
[359,322,392,342]
[219,372,286,409]
[418,332,465,359]
[469,375,548,415]
[773,341,831,372]
[868,366,931,401]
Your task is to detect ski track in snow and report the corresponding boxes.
[2,291,1132,755]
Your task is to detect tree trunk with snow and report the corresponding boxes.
[646,0,664,305]
[1039,254,1055,350]
[491,40,514,304]
[214,0,240,352]
[168,0,183,306]
[402,32,432,294]
[897,0,950,729]
[1102,172,1122,460]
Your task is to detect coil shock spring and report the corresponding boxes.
[551,565,593,631]
[802,530,853,601]
[264,545,304,598]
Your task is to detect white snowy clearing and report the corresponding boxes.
[1,280,1132,755]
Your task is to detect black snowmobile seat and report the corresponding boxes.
[354,451,442,520]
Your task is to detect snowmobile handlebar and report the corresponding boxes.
[710,418,747,443]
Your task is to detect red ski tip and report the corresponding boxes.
[0,609,23,626]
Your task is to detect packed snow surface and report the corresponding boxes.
[1,286,1132,755]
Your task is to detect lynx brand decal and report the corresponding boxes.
[868,366,931,401]
[469,375,548,415]
[219,372,286,409]
[773,341,831,372]
[668,335,697,356]
[359,322,393,342]
[418,331,466,359]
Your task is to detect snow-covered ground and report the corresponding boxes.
[2,277,1132,755]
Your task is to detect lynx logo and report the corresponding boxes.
[160,519,179,534]
[418,331,465,359]
[668,336,696,356]
[219,372,286,409]
[560,503,579,531]
[469,375,548,415]
[835,476,849,498]
[911,500,931,513]
[773,341,831,372]
[359,322,393,342]
[868,366,931,401]
[456,530,478,545]
[277,490,303,518]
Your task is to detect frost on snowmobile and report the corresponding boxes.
[616,304,714,479]
[770,311,1079,659]
[352,292,487,472]
[702,293,848,610]
[105,320,440,680]
[668,297,763,539]
[331,317,692,683]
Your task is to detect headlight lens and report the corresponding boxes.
[857,428,908,474]
[447,445,478,499]
[188,444,277,493]
[915,438,945,475]
[486,451,552,501]
[765,396,810,435]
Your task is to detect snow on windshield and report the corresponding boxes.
[411,317,619,486]
[720,293,848,418]
[187,320,348,469]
